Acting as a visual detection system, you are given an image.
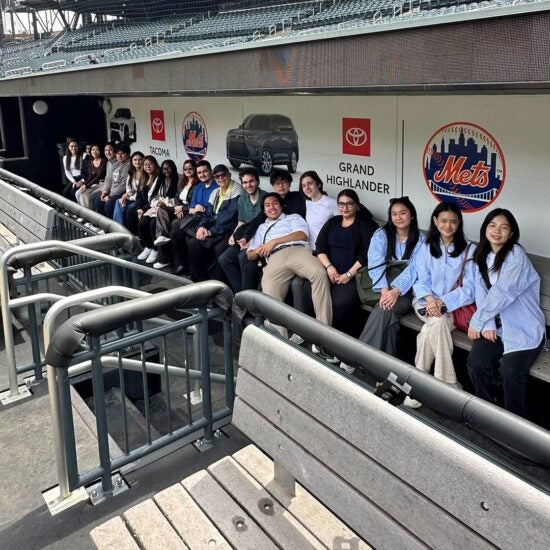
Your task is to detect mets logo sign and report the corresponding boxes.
[422,122,506,213]
[182,112,208,161]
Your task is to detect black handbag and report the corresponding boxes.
[176,213,203,238]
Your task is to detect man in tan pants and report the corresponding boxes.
[247,193,332,328]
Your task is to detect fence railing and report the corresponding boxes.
[0,239,192,402]
[235,290,550,470]
[45,282,234,503]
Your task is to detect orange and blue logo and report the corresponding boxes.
[182,112,208,161]
[423,122,506,212]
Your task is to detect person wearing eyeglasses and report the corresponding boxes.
[314,189,378,363]
[187,164,242,282]
[170,159,216,276]
[355,197,424,358]
[150,159,199,269]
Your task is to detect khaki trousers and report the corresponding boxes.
[261,246,333,327]
[413,299,457,384]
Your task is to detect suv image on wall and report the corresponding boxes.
[226,114,299,176]
[110,108,137,143]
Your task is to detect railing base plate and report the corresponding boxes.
[87,472,129,506]
[0,384,32,405]
[43,484,88,516]
[193,428,226,453]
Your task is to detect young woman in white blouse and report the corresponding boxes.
[62,139,85,201]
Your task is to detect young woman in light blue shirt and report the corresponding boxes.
[357,196,424,357]
[407,202,475,407]
[467,209,545,418]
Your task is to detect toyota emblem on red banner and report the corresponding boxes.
[150,110,166,141]
[342,118,371,157]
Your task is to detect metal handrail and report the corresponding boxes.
[46,282,234,502]
[235,290,550,469]
[0,167,136,242]
[0,239,192,399]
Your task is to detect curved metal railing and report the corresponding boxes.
[45,281,234,502]
[235,290,550,470]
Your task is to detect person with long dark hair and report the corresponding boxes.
[152,159,198,255]
[406,201,475,407]
[136,157,177,265]
[467,209,545,418]
[77,143,107,208]
[62,139,85,201]
[314,189,378,348]
[356,196,424,357]
[113,150,145,229]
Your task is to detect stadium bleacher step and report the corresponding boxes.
[90,444,368,549]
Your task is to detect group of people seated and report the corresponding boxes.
[60,140,546,420]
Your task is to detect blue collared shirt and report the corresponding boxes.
[367,228,425,294]
[413,240,476,312]
[469,245,545,354]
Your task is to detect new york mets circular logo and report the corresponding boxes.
[182,112,208,161]
[422,122,506,213]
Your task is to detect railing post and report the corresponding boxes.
[52,362,79,497]
[90,337,114,497]
[23,266,44,382]
[199,308,213,445]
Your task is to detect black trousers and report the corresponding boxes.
[187,233,230,282]
[467,337,544,418]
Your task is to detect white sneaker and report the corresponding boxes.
[403,396,422,409]
[145,249,158,264]
[137,247,152,261]
[339,362,355,374]
[154,235,171,246]
[289,333,304,345]
[312,344,339,364]
[153,261,170,270]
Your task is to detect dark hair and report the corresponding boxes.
[179,159,198,187]
[384,197,420,261]
[262,192,283,209]
[474,208,520,288]
[299,171,326,199]
[270,169,292,186]
[142,155,160,188]
[128,150,145,180]
[336,189,373,220]
[64,139,83,170]
[426,201,467,258]
[116,143,131,155]
[161,159,179,184]
[196,159,212,171]
[239,166,260,183]
[88,143,102,156]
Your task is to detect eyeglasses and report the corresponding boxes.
[337,201,355,208]
[184,166,194,171]
[214,173,229,180]
[272,180,290,187]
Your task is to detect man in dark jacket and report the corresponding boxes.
[187,164,242,282]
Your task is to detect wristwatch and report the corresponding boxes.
[345,271,353,279]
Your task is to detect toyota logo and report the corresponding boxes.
[345,127,368,147]
[152,117,164,134]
